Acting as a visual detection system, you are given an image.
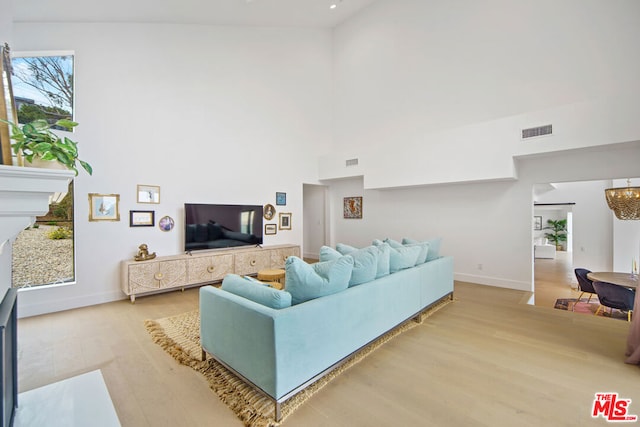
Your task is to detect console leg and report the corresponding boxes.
[130,295,135,304]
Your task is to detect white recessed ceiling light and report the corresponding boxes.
[330,0,342,9]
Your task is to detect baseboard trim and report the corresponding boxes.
[454,273,532,292]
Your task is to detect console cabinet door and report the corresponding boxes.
[270,246,301,268]
[187,254,234,285]
[234,251,271,275]
[128,259,187,293]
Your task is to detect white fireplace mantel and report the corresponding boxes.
[0,165,74,253]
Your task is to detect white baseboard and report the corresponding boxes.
[17,289,124,318]
[454,273,532,292]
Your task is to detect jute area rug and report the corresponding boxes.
[144,297,453,427]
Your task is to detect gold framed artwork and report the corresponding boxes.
[159,215,175,232]
[137,184,160,204]
[130,210,155,227]
[264,204,275,220]
[343,196,363,219]
[279,212,292,230]
[88,193,120,221]
[265,223,277,235]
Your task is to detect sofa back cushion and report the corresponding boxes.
[336,243,358,254]
[375,240,420,273]
[319,246,378,287]
[402,237,442,261]
[319,245,342,262]
[285,256,354,305]
[221,274,292,309]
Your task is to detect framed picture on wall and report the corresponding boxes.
[88,193,120,221]
[265,223,277,235]
[276,192,286,206]
[279,213,292,230]
[130,210,155,227]
[534,216,542,230]
[343,196,363,219]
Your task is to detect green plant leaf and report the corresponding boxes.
[55,119,78,130]
[79,160,93,175]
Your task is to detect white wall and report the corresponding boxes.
[322,0,640,291]
[13,22,333,316]
[323,145,640,292]
[325,0,640,187]
[0,0,12,45]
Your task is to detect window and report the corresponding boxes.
[10,51,76,289]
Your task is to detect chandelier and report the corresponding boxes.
[605,179,640,220]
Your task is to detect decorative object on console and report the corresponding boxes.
[263,204,275,220]
[159,215,174,232]
[265,223,277,235]
[343,196,363,219]
[279,212,291,230]
[276,192,286,206]
[134,243,156,261]
[534,216,542,230]
[137,184,160,204]
[88,193,120,221]
[605,179,640,220]
[130,210,154,227]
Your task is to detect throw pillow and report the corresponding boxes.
[285,256,354,305]
[319,245,342,262]
[221,274,292,309]
[402,237,442,261]
[345,246,378,286]
[336,243,359,255]
[404,241,430,265]
[371,242,391,278]
[387,245,421,273]
[383,238,404,249]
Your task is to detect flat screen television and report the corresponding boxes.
[185,203,263,252]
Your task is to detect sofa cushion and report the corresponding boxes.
[402,237,442,261]
[404,241,429,265]
[336,243,358,255]
[221,274,292,309]
[346,246,379,287]
[319,245,342,262]
[374,243,391,278]
[285,256,354,305]
[383,238,404,249]
[378,243,421,273]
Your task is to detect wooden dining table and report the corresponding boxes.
[587,272,638,289]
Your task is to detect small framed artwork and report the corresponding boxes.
[130,210,155,227]
[279,212,292,230]
[137,185,160,204]
[276,192,286,206]
[534,216,542,230]
[343,196,363,219]
[159,215,175,232]
[88,193,120,221]
[265,223,277,235]
[264,204,275,220]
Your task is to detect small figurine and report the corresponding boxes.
[134,243,156,261]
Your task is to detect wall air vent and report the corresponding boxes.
[345,158,359,167]
[522,124,552,139]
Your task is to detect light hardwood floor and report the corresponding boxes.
[17,259,637,427]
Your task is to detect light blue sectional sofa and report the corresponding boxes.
[199,239,453,421]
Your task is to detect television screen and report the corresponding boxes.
[185,203,263,251]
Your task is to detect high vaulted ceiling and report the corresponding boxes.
[12,0,378,28]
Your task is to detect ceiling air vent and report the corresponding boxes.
[522,124,552,139]
[345,158,359,167]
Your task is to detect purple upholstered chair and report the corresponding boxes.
[592,281,635,322]
[574,268,597,311]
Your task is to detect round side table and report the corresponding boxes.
[257,268,286,285]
